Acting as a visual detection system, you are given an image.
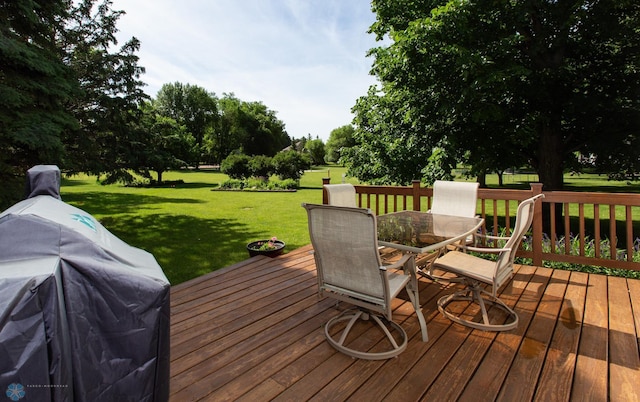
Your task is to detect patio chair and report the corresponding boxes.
[324,183,357,207]
[419,180,480,279]
[433,194,544,331]
[302,203,428,360]
[429,180,480,218]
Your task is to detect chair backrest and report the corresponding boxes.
[430,180,479,217]
[303,203,387,304]
[494,194,545,287]
[324,184,357,208]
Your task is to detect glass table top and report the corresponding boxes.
[377,210,484,254]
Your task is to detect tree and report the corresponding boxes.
[154,82,218,166]
[325,125,356,163]
[60,0,148,176]
[348,0,640,190]
[205,93,291,162]
[135,103,195,183]
[305,138,326,165]
[238,101,290,157]
[207,94,244,164]
[0,0,78,208]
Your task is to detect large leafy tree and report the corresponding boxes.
[155,82,218,166]
[325,125,356,163]
[209,94,251,163]
[304,138,326,165]
[348,0,640,190]
[133,102,195,183]
[211,94,290,159]
[0,0,78,207]
[238,101,290,157]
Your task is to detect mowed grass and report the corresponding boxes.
[61,167,339,285]
[61,167,640,285]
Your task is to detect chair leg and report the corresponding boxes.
[324,308,408,360]
[437,284,518,331]
[406,277,429,342]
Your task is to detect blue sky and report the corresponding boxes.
[111,0,381,140]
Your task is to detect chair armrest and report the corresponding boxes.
[473,233,510,242]
[463,245,512,254]
[382,253,413,271]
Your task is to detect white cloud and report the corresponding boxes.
[111,0,380,140]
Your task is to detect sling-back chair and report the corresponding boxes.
[303,203,428,359]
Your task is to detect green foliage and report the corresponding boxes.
[304,138,326,165]
[133,102,195,183]
[220,153,252,179]
[276,179,299,190]
[237,99,290,157]
[219,178,298,191]
[205,93,291,163]
[481,228,640,280]
[154,82,218,165]
[272,150,311,181]
[349,0,640,190]
[248,155,274,178]
[421,147,455,185]
[325,125,356,163]
[61,0,148,176]
[0,0,79,209]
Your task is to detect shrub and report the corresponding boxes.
[248,155,274,179]
[475,228,640,279]
[220,154,251,179]
[276,179,298,190]
[219,179,245,189]
[218,178,299,191]
[272,150,311,181]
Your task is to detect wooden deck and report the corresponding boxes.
[169,245,640,401]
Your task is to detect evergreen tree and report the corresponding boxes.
[60,0,148,176]
[0,0,78,208]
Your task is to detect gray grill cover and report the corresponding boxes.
[0,166,170,401]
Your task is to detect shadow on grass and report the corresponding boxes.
[61,177,94,187]
[164,182,219,189]
[63,192,204,215]
[99,213,264,285]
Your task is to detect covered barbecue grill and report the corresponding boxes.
[0,166,170,401]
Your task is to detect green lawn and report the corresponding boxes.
[61,168,339,284]
[60,167,640,285]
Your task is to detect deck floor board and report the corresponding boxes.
[169,245,640,401]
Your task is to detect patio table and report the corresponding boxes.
[377,210,484,255]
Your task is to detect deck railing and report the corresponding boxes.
[322,178,640,272]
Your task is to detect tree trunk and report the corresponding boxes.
[157,170,163,183]
[536,124,565,236]
[536,125,564,191]
[477,173,486,188]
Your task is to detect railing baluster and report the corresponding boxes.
[505,199,511,235]
[564,203,571,254]
[579,204,585,256]
[626,205,633,262]
[492,200,499,236]
[594,204,601,259]
[610,206,617,260]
